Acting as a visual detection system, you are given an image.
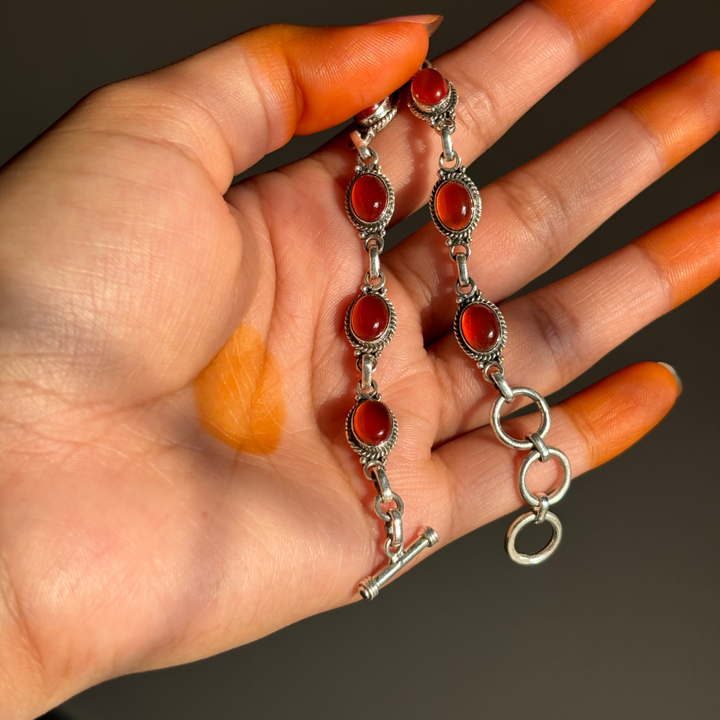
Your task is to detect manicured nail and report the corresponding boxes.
[657,362,683,395]
[366,14,444,37]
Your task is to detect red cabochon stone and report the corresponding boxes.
[411,68,449,107]
[460,303,500,352]
[435,181,473,231]
[350,294,389,341]
[355,103,381,122]
[351,174,388,223]
[353,400,392,446]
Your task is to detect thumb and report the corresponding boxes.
[64,19,435,190]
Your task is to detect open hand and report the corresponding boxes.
[0,3,718,716]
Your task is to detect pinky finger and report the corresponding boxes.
[433,362,681,542]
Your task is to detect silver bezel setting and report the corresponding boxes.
[354,92,400,131]
[346,399,399,465]
[429,168,482,244]
[344,288,397,357]
[345,165,395,235]
[454,291,507,368]
[407,80,459,129]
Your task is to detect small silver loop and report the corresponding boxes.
[374,492,405,522]
[505,510,562,565]
[363,460,385,482]
[455,278,477,297]
[363,234,385,253]
[534,494,550,524]
[482,362,502,381]
[356,378,379,399]
[490,387,551,450]
[518,447,572,508]
[357,143,373,161]
[357,146,379,167]
[488,367,513,403]
[384,536,403,560]
[368,464,393,503]
[364,270,386,290]
[439,150,460,171]
[437,117,456,134]
[449,243,471,260]
[527,432,550,462]
[356,352,378,373]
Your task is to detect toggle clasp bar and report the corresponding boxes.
[358,527,438,600]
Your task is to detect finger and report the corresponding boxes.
[428,192,720,443]
[433,362,680,542]
[384,52,720,341]
[55,21,433,190]
[313,0,655,215]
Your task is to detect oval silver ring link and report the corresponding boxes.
[505,510,563,565]
[518,447,572,508]
[490,387,551,450]
[374,492,405,523]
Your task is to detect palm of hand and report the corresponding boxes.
[1,10,718,716]
[1,81,453,687]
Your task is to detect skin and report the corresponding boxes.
[0,2,717,716]
[195,323,285,454]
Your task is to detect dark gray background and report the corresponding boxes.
[3,0,718,717]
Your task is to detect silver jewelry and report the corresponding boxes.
[408,63,572,565]
[345,97,438,599]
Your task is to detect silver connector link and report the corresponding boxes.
[358,527,439,600]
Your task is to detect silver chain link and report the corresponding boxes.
[368,244,381,280]
[363,234,385,253]
[453,247,471,288]
[365,467,406,558]
[360,353,376,394]
[440,120,456,164]
[488,378,571,563]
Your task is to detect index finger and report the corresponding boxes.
[312,0,655,219]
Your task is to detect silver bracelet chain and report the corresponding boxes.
[409,62,571,564]
[345,95,437,599]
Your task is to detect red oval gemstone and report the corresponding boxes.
[351,174,388,222]
[350,294,390,341]
[460,303,500,352]
[352,400,393,446]
[411,68,449,107]
[355,102,381,122]
[435,181,473,231]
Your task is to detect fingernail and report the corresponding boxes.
[366,14,444,37]
[657,362,683,396]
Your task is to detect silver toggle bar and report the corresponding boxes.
[358,527,439,600]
